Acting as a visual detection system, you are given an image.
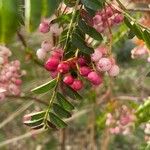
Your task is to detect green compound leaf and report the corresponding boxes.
[57,92,74,111]
[53,103,71,118]
[49,112,67,128]
[31,78,57,94]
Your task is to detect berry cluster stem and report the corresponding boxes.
[63,0,80,52]
[44,73,61,127]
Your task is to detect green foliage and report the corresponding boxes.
[124,16,150,51]
[0,0,22,43]
[31,78,57,94]
[136,98,150,125]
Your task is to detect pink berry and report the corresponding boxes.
[15,79,22,85]
[41,40,53,52]
[79,66,91,77]
[39,21,50,33]
[106,7,113,17]
[114,14,124,24]
[87,71,103,85]
[0,93,5,101]
[36,48,46,60]
[77,57,87,66]
[97,58,112,72]
[91,50,102,62]
[147,57,150,63]
[57,62,70,74]
[51,49,63,59]
[45,58,59,71]
[93,15,102,25]
[108,65,120,77]
[71,79,83,91]
[63,75,74,85]
[50,70,58,78]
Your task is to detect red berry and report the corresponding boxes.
[51,48,63,59]
[39,21,50,33]
[79,66,91,77]
[57,62,70,74]
[87,71,102,85]
[71,79,83,91]
[77,57,87,66]
[63,75,74,85]
[45,58,59,71]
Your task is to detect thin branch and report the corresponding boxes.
[0,102,33,129]
[127,8,150,12]
[7,95,49,106]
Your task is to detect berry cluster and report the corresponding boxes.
[43,47,104,91]
[0,46,25,101]
[106,105,135,135]
[36,40,53,60]
[93,5,124,33]
[91,45,120,77]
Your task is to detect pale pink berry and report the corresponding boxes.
[0,57,4,64]
[91,50,102,62]
[97,58,112,72]
[120,116,131,126]
[71,79,83,91]
[108,65,120,77]
[36,49,46,60]
[39,21,50,33]
[23,114,31,122]
[95,25,105,33]
[41,40,53,52]
[8,84,20,95]
[50,23,63,36]
[87,71,103,85]
[79,66,91,77]
[97,46,108,55]
[147,57,150,63]
[114,127,120,134]
[93,15,102,25]
[57,62,70,74]
[0,93,5,101]
[45,58,59,71]
[63,75,74,85]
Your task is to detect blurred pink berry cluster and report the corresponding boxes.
[0,46,25,101]
[91,45,120,77]
[105,105,135,135]
[93,5,124,33]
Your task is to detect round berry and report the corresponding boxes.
[51,49,63,59]
[87,71,103,85]
[45,58,59,71]
[39,21,50,33]
[36,48,46,60]
[63,75,74,85]
[108,65,120,77]
[71,79,83,91]
[41,40,53,52]
[91,50,102,62]
[77,57,87,66]
[97,58,112,72]
[57,62,70,74]
[50,70,58,78]
[79,66,91,77]
[114,14,124,24]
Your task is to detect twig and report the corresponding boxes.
[6,95,48,106]
[0,102,33,129]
